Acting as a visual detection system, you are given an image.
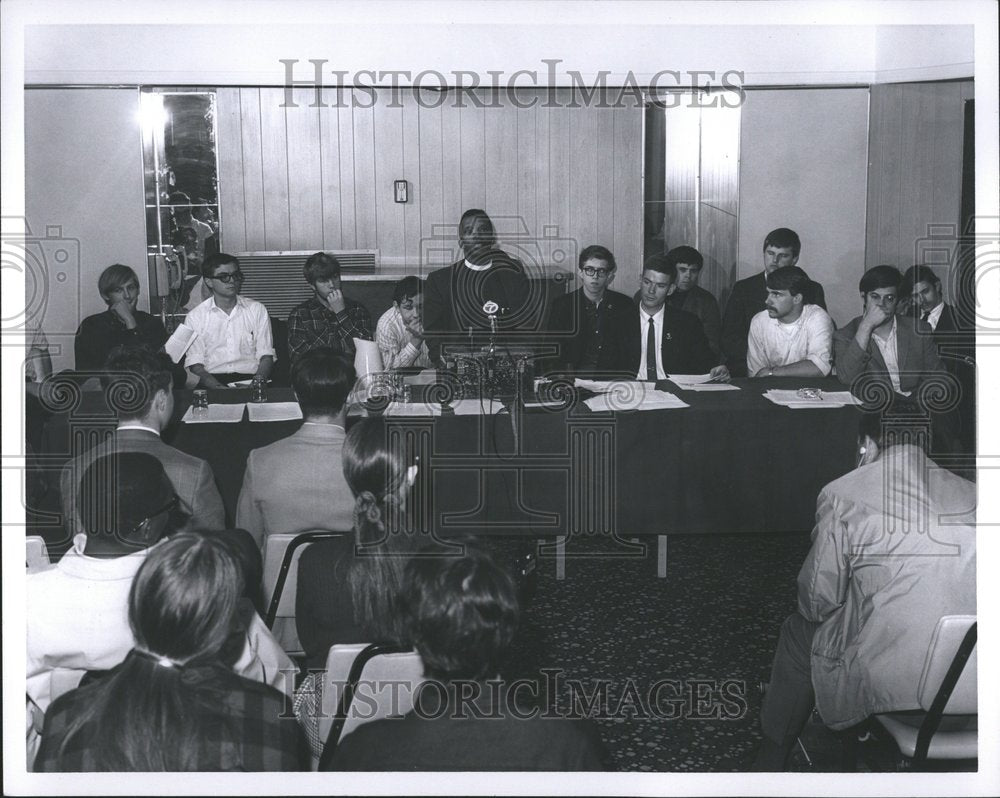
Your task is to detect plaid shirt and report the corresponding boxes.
[35,654,307,772]
[287,297,372,360]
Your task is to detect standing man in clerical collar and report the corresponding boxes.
[423,209,543,363]
[184,253,275,388]
[545,244,634,378]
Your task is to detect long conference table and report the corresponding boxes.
[37,375,860,573]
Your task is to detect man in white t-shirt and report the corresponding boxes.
[747,266,834,378]
[184,253,275,387]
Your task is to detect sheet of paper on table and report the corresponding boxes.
[574,378,655,393]
[384,402,437,417]
[763,389,860,409]
[449,398,505,415]
[667,373,740,391]
[247,402,303,422]
[181,403,246,423]
[585,387,689,412]
[164,323,197,364]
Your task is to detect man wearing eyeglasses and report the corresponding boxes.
[544,245,634,378]
[184,253,275,388]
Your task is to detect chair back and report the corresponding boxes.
[317,643,426,768]
[917,615,977,714]
[26,536,50,572]
[262,530,348,654]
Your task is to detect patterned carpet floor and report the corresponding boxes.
[488,532,909,773]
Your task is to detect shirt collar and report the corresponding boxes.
[464,259,492,272]
[210,294,247,312]
[640,305,665,323]
[116,422,161,436]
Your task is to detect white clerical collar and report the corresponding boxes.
[117,422,161,436]
[464,259,492,272]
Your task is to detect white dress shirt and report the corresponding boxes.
[924,302,944,331]
[746,304,834,376]
[184,294,275,374]
[637,305,667,380]
[871,316,911,396]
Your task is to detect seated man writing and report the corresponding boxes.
[184,253,275,387]
[746,266,834,377]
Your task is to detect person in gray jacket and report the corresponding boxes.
[753,411,976,770]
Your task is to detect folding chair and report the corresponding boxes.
[26,536,50,572]
[316,643,426,770]
[261,530,348,656]
[874,615,977,768]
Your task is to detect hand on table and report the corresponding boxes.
[708,365,731,383]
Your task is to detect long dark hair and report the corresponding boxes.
[341,418,412,644]
[53,533,243,770]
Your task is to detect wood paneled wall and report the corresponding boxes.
[217,88,644,295]
[865,80,974,271]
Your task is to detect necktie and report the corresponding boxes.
[646,316,657,382]
[921,310,930,323]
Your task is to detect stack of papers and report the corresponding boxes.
[247,402,303,422]
[181,403,246,423]
[763,389,861,409]
[668,373,740,392]
[575,378,655,393]
[585,385,689,413]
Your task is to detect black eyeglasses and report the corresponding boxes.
[211,271,244,283]
[581,267,612,278]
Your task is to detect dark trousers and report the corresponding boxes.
[757,613,822,766]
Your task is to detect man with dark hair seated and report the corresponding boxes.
[545,244,634,377]
[236,347,357,548]
[287,252,373,362]
[327,547,607,771]
[721,228,828,376]
[375,276,433,369]
[184,253,275,387]
[747,265,834,377]
[74,263,168,373]
[753,411,976,770]
[60,345,225,537]
[619,255,730,381]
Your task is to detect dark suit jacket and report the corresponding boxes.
[59,428,225,537]
[620,305,717,377]
[544,288,635,377]
[423,251,541,362]
[721,271,827,376]
[833,316,945,396]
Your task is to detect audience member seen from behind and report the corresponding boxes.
[184,253,275,388]
[327,548,607,771]
[375,276,433,370]
[236,347,357,548]
[746,265,834,378]
[74,264,168,374]
[35,532,306,772]
[293,418,419,754]
[59,345,225,537]
[753,411,976,770]
[287,252,373,362]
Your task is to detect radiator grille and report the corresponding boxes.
[235,250,378,318]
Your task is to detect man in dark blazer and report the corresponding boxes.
[619,257,730,381]
[60,346,225,538]
[423,209,544,363]
[721,228,828,376]
[638,247,723,359]
[545,244,634,377]
[902,264,975,452]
